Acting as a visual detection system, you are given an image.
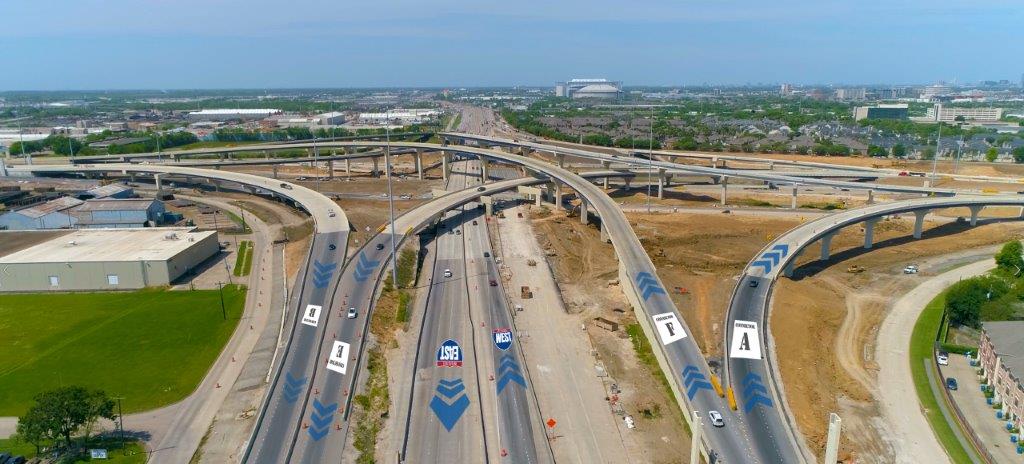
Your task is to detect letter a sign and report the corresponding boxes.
[729,320,762,359]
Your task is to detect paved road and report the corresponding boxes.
[726,196,1024,463]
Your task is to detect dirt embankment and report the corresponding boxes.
[773,218,1024,461]
[625,212,801,355]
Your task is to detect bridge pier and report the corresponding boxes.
[549,181,563,209]
[867,189,875,205]
[327,159,334,180]
[969,205,984,226]
[623,177,631,190]
[556,153,565,168]
[416,149,424,180]
[263,150,270,160]
[480,157,489,182]
[863,217,880,249]
[272,165,279,179]
[783,249,801,278]
[913,210,929,239]
[372,156,379,177]
[173,154,181,162]
[720,176,729,206]
[154,174,163,190]
[790,185,798,209]
[580,199,589,225]
[657,168,667,199]
[442,151,451,182]
[344,158,351,178]
[711,156,718,169]
[768,161,775,170]
[820,232,835,260]
[0,159,7,177]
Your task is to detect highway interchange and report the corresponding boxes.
[6,110,1024,463]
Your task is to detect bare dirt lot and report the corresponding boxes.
[773,218,1024,461]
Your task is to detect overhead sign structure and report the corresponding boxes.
[729,320,762,360]
[492,328,513,351]
[301,304,323,327]
[436,339,464,367]
[326,340,351,374]
[652,312,687,345]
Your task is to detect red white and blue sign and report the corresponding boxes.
[436,339,463,367]
[492,328,513,351]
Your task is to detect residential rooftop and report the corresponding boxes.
[984,321,1024,378]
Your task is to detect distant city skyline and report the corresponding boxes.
[2,0,1022,90]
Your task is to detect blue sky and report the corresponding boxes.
[1,0,1021,90]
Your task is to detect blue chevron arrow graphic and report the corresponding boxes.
[741,372,774,413]
[353,252,381,282]
[308,423,330,441]
[313,260,337,274]
[311,260,336,288]
[430,379,470,431]
[310,410,333,429]
[763,251,781,266]
[752,260,773,274]
[496,355,526,394]
[681,365,713,400]
[772,244,789,256]
[307,398,338,441]
[312,398,338,416]
[282,373,306,403]
[436,382,466,399]
[636,271,666,301]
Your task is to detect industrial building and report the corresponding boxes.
[355,109,440,125]
[854,104,909,121]
[926,105,1003,122]
[0,228,220,292]
[554,79,623,99]
[72,199,166,228]
[0,197,166,230]
[978,321,1024,435]
[80,184,134,200]
[187,109,282,122]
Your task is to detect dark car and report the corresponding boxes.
[280,183,293,190]
[472,220,478,225]
[946,377,958,391]
[489,279,498,287]
[376,243,385,251]
[477,186,486,192]
[484,252,490,258]
[748,279,759,288]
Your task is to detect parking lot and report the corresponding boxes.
[944,354,1024,462]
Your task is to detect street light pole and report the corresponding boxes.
[385,109,399,288]
[217,281,227,320]
[647,105,654,214]
[931,122,942,180]
[115,397,125,454]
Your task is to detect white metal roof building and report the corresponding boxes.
[0,228,219,291]
[187,109,282,121]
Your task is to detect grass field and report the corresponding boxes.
[909,290,974,464]
[0,286,246,416]
[0,436,146,463]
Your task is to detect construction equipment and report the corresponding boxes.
[527,259,537,267]
[521,286,533,299]
[846,265,866,273]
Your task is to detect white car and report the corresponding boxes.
[347,307,357,319]
[708,410,725,427]
[444,269,453,278]
[937,353,949,365]
[903,265,919,274]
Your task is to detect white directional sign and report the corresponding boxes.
[652,312,687,345]
[729,320,762,359]
[301,304,323,327]
[326,340,351,374]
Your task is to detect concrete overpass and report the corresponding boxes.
[725,196,1024,463]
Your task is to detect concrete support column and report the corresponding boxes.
[272,165,279,179]
[480,156,489,182]
[711,156,718,169]
[624,177,631,190]
[154,174,163,190]
[556,153,565,168]
[442,151,451,182]
[535,192,543,207]
[415,149,424,180]
[790,185,798,209]
[783,249,801,278]
[0,158,7,177]
[867,189,875,205]
[580,200,589,225]
[768,161,775,170]
[863,218,880,249]
[372,156,379,177]
[218,153,225,161]
[1019,206,1024,219]
[664,174,673,187]
[173,154,181,162]
[263,150,270,160]
[657,168,667,199]
[913,210,929,239]
[720,176,729,206]
[345,158,351,177]
[820,232,835,260]
[519,146,531,156]
[549,181,563,209]
[969,205,984,226]
[603,176,609,190]
[327,159,334,180]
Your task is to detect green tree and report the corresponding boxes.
[995,241,1024,275]
[891,143,907,158]
[867,145,887,157]
[21,386,117,450]
[945,276,1008,328]
[1013,146,1024,164]
[986,147,999,162]
[921,147,935,160]
[14,406,52,455]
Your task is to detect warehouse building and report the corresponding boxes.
[80,184,134,200]
[187,109,282,122]
[72,199,166,228]
[0,197,82,230]
[0,228,219,292]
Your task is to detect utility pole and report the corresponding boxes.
[647,105,654,214]
[931,122,942,180]
[217,281,227,320]
[385,108,399,288]
[115,397,125,454]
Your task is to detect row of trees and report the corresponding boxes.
[946,241,1024,328]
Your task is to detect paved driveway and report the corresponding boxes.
[945,354,1024,462]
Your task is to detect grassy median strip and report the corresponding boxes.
[0,286,246,415]
[909,290,973,464]
[233,240,254,277]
